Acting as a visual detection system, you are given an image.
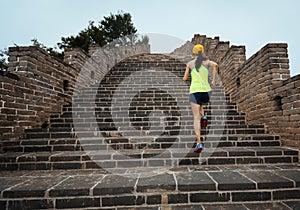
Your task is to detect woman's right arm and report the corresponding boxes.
[183,61,192,81]
[183,65,190,81]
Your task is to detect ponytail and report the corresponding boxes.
[195,52,208,71]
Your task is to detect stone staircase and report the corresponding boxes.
[0,53,299,209]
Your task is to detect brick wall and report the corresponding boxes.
[0,46,77,140]
[0,44,150,141]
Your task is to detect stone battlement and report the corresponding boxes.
[0,44,150,141]
[174,34,300,149]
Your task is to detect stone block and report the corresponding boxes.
[176,172,216,191]
[190,192,230,202]
[137,174,176,192]
[231,191,271,202]
[102,195,144,207]
[7,199,54,210]
[208,171,256,190]
[93,175,137,195]
[241,171,294,189]
[56,197,100,209]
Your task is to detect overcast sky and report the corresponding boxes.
[1,0,299,76]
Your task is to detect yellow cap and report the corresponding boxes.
[193,44,204,54]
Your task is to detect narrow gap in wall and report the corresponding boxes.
[236,77,241,88]
[274,96,283,111]
[91,71,95,79]
[63,80,69,92]
[41,121,49,128]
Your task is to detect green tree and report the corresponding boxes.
[137,35,150,45]
[58,12,141,52]
[101,12,137,43]
[31,39,63,60]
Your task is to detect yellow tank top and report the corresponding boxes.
[190,65,212,93]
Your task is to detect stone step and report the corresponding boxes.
[1,134,282,153]
[24,124,265,134]
[0,147,297,171]
[0,165,299,209]
[23,127,267,140]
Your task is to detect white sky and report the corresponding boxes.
[1,0,300,76]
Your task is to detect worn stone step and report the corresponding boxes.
[1,138,282,154]
[0,147,297,171]
[0,165,299,209]
[1,133,282,154]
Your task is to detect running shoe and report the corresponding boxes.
[194,143,203,153]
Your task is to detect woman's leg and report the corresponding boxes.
[191,102,202,143]
[199,105,204,118]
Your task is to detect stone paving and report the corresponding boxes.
[1,164,300,209]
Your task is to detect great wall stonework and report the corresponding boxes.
[0,34,299,209]
[2,34,298,149]
[0,44,150,141]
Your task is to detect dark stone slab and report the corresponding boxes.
[86,160,116,169]
[137,173,176,192]
[217,165,250,171]
[121,207,157,210]
[208,171,256,190]
[7,199,54,210]
[227,148,255,156]
[237,142,260,147]
[207,158,235,165]
[146,194,161,205]
[190,192,230,202]
[49,175,104,197]
[204,150,228,157]
[247,165,278,171]
[168,204,204,210]
[260,141,281,147]
[3,176,66,198]
[176,172,216,191]
[0,201,6,210]
[236,157,262,164]
[93,175,137,195]
[283,148,299,155]
[179,158,199,165]
[52,162,83,170]
[56,197,100,209]
[102,195,145,206]
[203,203,247,210]
[273,189,300,200]
[24,170,67,177]
[168,193,188,204]
[0,163,18,171]
[265,157,292,164]
[244,202,291,210]
[148,159,165,167]
[50,155,81,162]
[232,191,271,202]
[0,177,32,192]
[284,201,300,210]
[20,162,51,170]
[189,165,221,172]
[117,160,145,168]
[275,164,300,170]
[274,170,300,187]
[241,171,294,189]
[254,148,283,156]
